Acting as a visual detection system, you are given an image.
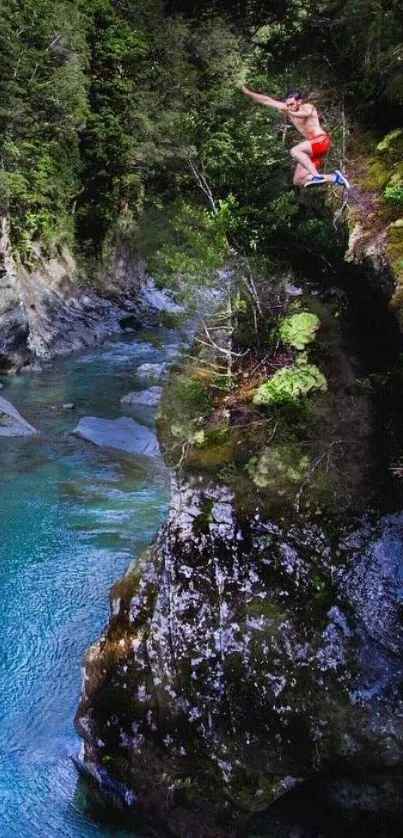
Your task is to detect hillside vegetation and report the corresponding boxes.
[0,1,401,271]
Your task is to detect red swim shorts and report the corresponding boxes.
[310,133,331,169]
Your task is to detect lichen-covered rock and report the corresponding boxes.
[344,130,403,326]
[75,259,403,835]
[337,513,403,658]
[75,475,403,835]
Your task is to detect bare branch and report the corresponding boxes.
[187,156,217,213]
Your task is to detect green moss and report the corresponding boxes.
[177,376,213,413]
[376,129,403,154]
[246,445,310,491]
[187,438,236,470]
[361,129,403,193]
[226,764,283,813]
[278,311,320,350]
[170,421,188,439]
[384,185,403,208]
[109,547,160,629]
[192,425,231,448]
[158,310,186,330]
[193,498,214,535]
[361,157,392,191]
[253,364,327,406]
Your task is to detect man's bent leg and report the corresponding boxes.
[290,141,320,177]
[293,163,311,186]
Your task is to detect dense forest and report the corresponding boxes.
[0,0,402,270]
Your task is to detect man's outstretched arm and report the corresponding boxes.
[241,85,287,112]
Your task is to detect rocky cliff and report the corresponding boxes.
[74,262,403,836]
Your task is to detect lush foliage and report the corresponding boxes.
[0,0,89,254]
[0,1,402,263]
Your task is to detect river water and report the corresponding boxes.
[0,332,173,837]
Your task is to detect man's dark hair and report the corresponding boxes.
[285,89,303,100]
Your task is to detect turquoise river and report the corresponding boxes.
[0,332,174,837]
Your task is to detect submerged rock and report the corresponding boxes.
[73,416,159,457]
[135,362,167,383]
[0,395,38,437]
[121,387,163,407]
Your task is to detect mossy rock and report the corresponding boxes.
[191,425,231,448]
[246,445,310,492]
[376,129,403,154]
[361,130,403,193]
[253,364,327,406]
[176,375,213,412]
[187,436,236,470]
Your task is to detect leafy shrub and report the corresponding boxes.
[384,185,403,207]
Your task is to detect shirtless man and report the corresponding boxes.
[241,85,349,189]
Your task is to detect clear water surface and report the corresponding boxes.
[0,332,174,837]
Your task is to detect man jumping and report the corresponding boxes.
[241,85,349,189]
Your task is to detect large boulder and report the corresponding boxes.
[0,395,38,437]
[73,416,159,457]
[75,475,403,836]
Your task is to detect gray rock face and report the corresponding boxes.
[0,395,38,436]
[73,416,159,457]
[121,387,162,407]
[0,218,30,371]
[338,514,403,657]
[75,474,403,836]
[139,278,184,315]
[135,363,167,383]
[0,220,182,372]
